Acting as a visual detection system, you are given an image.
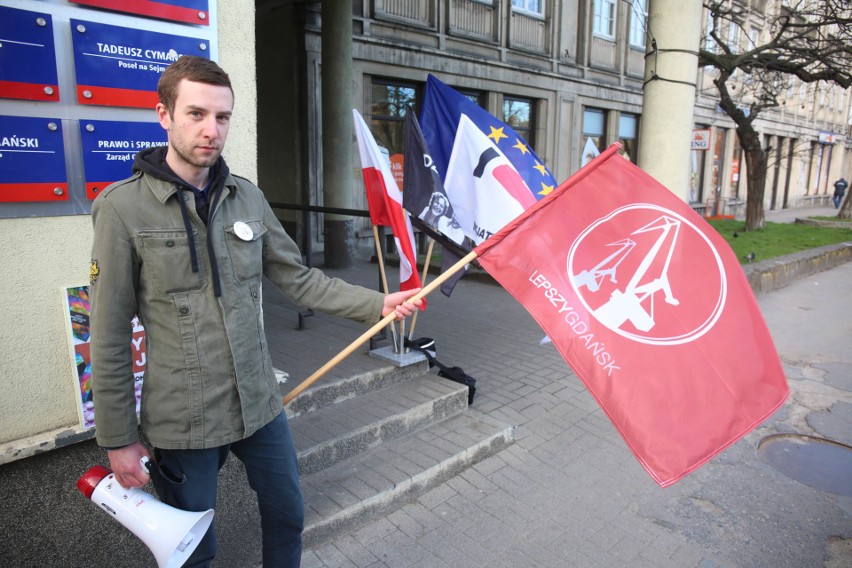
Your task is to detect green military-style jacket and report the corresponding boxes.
[90,169,383,450]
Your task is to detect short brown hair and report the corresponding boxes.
[157,56,233,115]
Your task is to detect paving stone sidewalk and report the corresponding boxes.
[274,220,851,568]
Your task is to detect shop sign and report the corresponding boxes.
[0,6,59,102]
[71,19,209,108]
[0,115,67,202]
[818,131,836,144]
[691,129,711,150]
[79,119,167,199]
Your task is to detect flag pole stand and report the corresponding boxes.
[283,250,478,406]
[406,238,436,346]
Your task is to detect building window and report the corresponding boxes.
[704,12,717,53]
[710,127,727,210]
[593,0,616,39]
[582,107,606,165]
[457,88,485,107]
[628,0,647,48]
[511,0,543,17]
[370,79,418,155]
[730,135,743,200]
[503,95,534,145]
[618,113,638,163]
[747,25,760,49]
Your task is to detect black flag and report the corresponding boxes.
[402,108,470,296]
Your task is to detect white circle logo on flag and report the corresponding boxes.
[567,204,727,346]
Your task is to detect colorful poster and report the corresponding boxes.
[71,0,210,26]
[79,120,167,199]
[70,19,209,108]
[64,286,146,430]
[0,115,68,202]
[0,6,60,102]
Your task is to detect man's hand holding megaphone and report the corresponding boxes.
[108,441,152,488]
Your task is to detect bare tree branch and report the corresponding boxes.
[695,0,852,229]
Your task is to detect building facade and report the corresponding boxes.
[256,0,850,254]
[2,0,849,461]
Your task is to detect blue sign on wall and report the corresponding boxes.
[0,6,60,102]
[71,19,209,108]
[71,0,210,27]
[79,119,167,199]
[0,115,68,202]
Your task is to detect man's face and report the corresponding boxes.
[157,79,233,171]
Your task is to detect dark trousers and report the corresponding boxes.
[151,412,304,567]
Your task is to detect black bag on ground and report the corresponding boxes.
[405,337,476,405]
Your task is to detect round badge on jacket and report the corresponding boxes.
[233,221,253,241]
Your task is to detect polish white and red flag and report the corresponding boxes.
[474,144,789,486]
[353,109,423,298]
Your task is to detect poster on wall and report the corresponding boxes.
[80,119,167,199]
[0,6,60,102]
[71,0,210,27]
[0,115,68,203]
[70,19,209,108]
[64,286,146,430]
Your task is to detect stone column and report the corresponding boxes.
[321,0,355,267]
[637,0,702,201]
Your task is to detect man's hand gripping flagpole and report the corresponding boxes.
[282,249,478,406]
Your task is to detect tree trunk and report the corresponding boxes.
[839,191,852,220]
[741,133,767,231]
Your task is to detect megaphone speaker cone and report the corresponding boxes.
[77,465,215,568]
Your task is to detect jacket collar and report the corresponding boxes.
[144,171,238,205]
[133,145,236,204]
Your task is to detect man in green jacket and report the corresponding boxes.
[89,56,420,568]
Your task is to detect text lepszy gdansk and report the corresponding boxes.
[529,270,620,377]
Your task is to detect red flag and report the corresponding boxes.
[474,145,788,487]
[352,110,424,298]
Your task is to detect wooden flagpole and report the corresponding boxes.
[407,238,436,343]
[371,225,399,346]
[282,249,478,405]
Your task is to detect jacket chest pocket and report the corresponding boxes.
[225,220,267,283]
[137,229,206,294]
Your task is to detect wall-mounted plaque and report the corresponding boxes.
[80,119,167,199]
[0,115,68,202]
[0,6,60,102]
[71,19,209,108]
[71,0,210,27]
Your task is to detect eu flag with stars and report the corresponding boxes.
[419,74,557,201]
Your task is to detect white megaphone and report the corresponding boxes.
[77,464,214,568]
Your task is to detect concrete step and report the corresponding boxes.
[300,409,514,549]
[285,358,430,417]
[291,372,470,475]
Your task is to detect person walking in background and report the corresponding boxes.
[88,56,421,568]
[833,177,848,208]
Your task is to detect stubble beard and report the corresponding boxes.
[172,141,221,170]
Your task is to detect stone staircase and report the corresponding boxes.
[285,358,514,549]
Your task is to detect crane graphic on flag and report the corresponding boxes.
[579,216,682,333]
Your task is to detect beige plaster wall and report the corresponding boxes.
[0,0,256,461]
[218,1,258,182]
[0,216,93,445]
